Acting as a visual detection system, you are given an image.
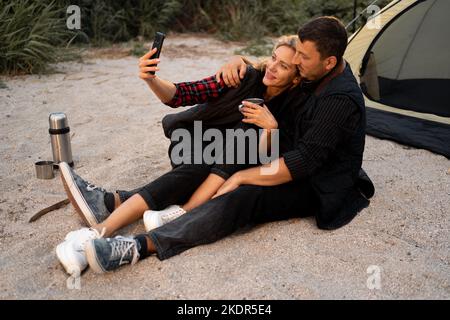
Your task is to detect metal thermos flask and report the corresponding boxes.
[49,112,74,168]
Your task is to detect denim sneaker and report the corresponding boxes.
[85,236,140,273]
[59,162,111,226]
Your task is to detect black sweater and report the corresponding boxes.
[282,94,360,180]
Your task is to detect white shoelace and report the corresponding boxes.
[111,236,139,266]
[69,227,105,251]
[161,207,186,223]
[86,182,106,192]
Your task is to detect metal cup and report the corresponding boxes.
[35,161,55,179]
[238,98,264,111]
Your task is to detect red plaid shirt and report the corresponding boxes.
[165,75,227,107]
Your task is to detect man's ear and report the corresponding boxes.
[324,56,337,71]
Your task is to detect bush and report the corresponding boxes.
[0,0,78,75]
[61,0,184,45]
[62,0,391,44]
[1,0,392,74]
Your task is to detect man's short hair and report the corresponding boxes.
[297,16,348,62]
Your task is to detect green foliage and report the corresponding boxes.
[172,0,308,41]
[1,0,392,74]
[0,79,7,89]
[0,0,79,75]
[130,41,147,57]
[61,0,184,44]
[234,38,275,57]
[60,0,391,44]
[302,0,391,31]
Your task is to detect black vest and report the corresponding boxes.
[297,63,373,229]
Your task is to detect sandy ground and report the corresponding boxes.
[0,35,449,300]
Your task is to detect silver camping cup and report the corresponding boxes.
[49,112,74,168]
[238,98,264,111]
[35,161,55,179]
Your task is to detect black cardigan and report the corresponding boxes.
[162,66,264,139]
[282,62,375,229]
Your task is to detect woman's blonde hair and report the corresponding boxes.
[274,34,299,52]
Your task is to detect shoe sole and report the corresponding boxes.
[59,162,98,227]
[56,242,84,275]
[85,240,107,274]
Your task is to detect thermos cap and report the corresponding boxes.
[49,112,69,130]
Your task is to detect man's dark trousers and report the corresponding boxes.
[118,163,315,261]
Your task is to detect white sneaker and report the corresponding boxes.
[143,205,186,232]
[56,228,104,275]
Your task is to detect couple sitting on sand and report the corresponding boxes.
[55,16,374,275]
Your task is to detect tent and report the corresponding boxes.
[344,0,450,157]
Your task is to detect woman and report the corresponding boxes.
[141,35,301,230]
[56,36,302,275]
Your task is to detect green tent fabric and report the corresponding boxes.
[345,0,450,157]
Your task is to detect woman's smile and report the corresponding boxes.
[264,70,277,81]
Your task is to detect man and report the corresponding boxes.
[58,16,374,274]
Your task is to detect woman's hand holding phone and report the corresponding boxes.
[138,46,177,104]
[138,48,160,81]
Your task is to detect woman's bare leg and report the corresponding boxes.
[94,173,225,237]
[94,194,149,237]
[181,173,225,212]
[91,173,223,237]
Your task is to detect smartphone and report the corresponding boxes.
[149,32,166,75]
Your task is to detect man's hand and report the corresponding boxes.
[212,173,243,199]
[215,56,247,88]
[240,101,278,130]
[139,48,160,81]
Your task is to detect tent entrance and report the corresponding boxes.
[360,0,450,119]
